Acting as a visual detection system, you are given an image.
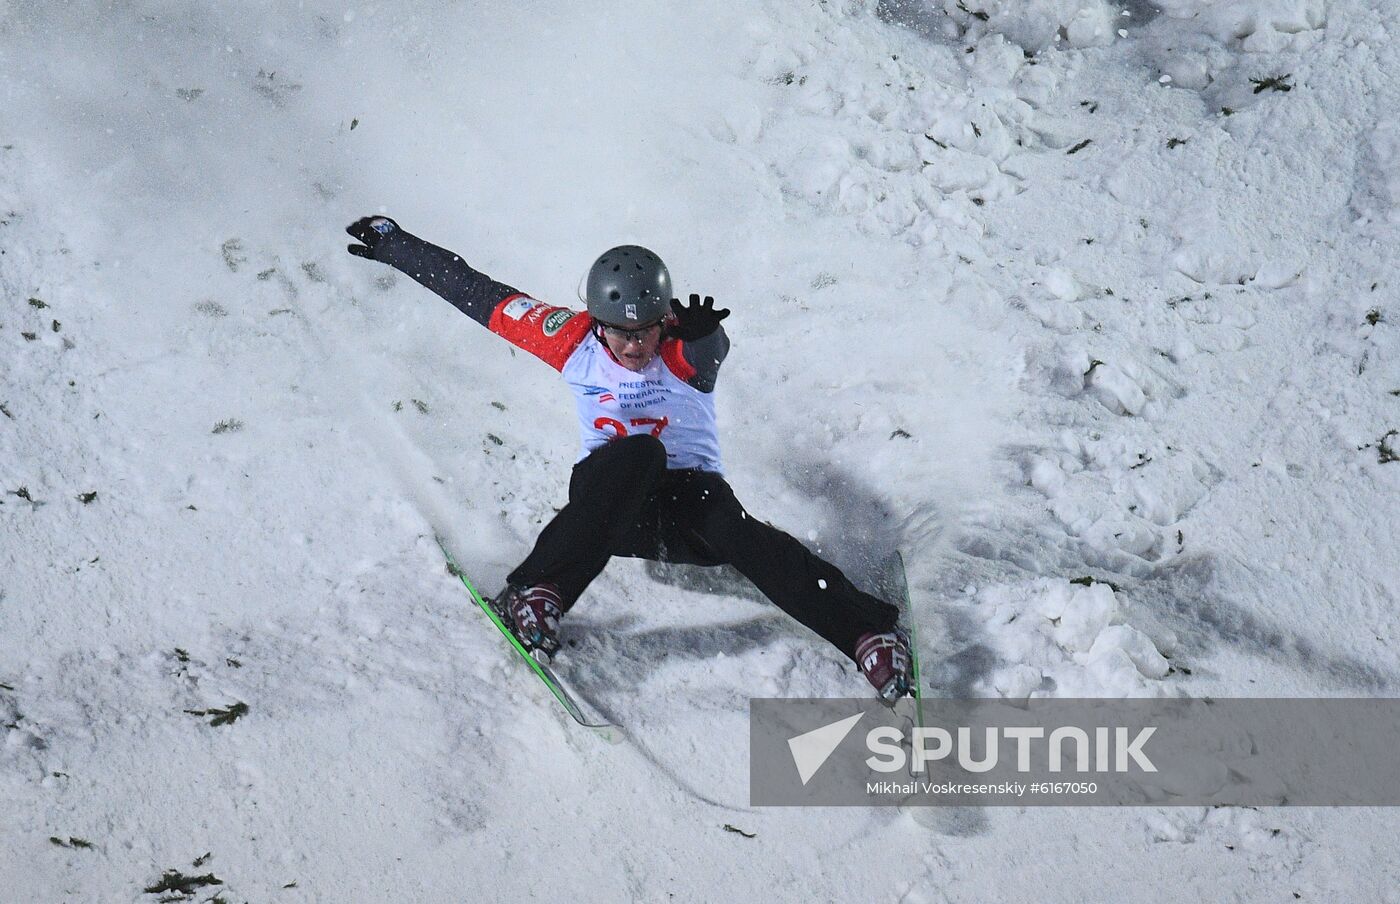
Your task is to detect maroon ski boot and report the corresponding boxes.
[855,628,913,703]
[497,582,564,657]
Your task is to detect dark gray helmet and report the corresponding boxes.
[584,245,671,325]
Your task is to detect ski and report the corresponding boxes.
[436,536,616,731]
[882,550,923,706]
[881,550,924,777]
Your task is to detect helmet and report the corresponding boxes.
[584,245,671,325]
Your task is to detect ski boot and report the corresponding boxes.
[855,627,913,704]
[494,582,564,658]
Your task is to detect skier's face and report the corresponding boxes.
[599,321,663,371]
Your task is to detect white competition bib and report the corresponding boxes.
[561,337,722,473]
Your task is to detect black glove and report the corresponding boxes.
[345,216,400,259]
[667,294,730,341]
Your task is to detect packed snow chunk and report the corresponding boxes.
[1042,267,1085,302]
[1104,165,1150,205]
[782,138,850,205]
[1064,3,1118,47]
[947,278,1001,312]
[1356,119,1400,223]
[1143,811,1194,844]
[968,33,1025,87]
[1250,259,1303,289]
[1033,346,1096,399]
[1171,242,1259,285]
[1084,646,1155,694]
[1130,483,1178,527]
[6,728,45,750]
[1014,60,1063,108]
[923,97,1018,161]
[1142,753,1232,800]
[719,104,763,145]
[1029,457,1066,497]
[1157,52,1214,91]
[751,44,803,85]
[1036,580,1075,622]
[1240,24,1292,53]
[993,664,1045,701]
[940,0,1119,51]
[1084,516,1160,559]
[924,147,1001,194]
[1087,625,1170,679]
[836,172,875,213]
[1049,582,1118,652]
[1086,362,1148,416]
[1152,0,1325,43]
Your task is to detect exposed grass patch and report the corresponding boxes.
[1379,430,1398,464]
[1251,74,1293,94]
[143,869,223,897]
[956,0,989,21]
[184,702,248,727]
[49,836,94,849]
[220,239,246,272]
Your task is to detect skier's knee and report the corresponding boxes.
[691,482,748,538]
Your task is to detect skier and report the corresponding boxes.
[345,216,913,701]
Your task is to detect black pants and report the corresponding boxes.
[508,434,899,661]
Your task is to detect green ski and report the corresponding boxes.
[882,550,923,705]
[437,536,615,730]
[881,551,924,774]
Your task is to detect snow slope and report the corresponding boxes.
[2,0,1398,900]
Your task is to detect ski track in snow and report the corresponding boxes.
[3,0,1400,900]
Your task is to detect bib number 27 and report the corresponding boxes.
[595,416,669,439]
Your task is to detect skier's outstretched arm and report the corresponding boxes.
[346,216,520,328]
[346,215,593,371]
[665,294,731,393]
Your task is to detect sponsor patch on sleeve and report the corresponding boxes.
[542,309,577,336]
[501,297,537,321]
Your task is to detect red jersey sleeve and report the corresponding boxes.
[486,294,593,371]
[658,338,697,382]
